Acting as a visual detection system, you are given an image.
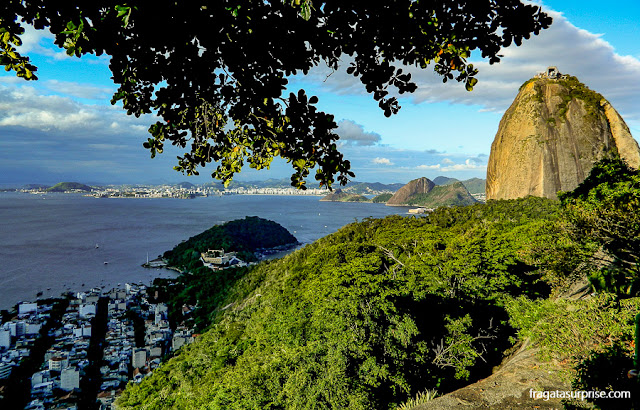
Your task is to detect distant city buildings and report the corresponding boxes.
[200,249,246,270]
[20,183,330,198]
[0,283,197,409]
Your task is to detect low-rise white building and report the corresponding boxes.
[60,367,80,391]
[0,329,11,349]
[79,303,96,318]
[132,348,147,369]
[49,355,69,372]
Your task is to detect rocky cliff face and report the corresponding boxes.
[386,177,435,206]
[486,76,640,200]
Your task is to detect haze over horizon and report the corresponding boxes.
[0,0,638,186]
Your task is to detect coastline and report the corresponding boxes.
[0,194,412,311]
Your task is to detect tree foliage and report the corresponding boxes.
[163,216,298,269]
[1,1,550,187]
[118,162,640,409]
[559,157,640,296]
[118,197,577,409]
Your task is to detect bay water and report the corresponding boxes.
[0,192,411,310]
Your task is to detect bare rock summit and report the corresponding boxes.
[386,177,435,206]
[486,69,640,200]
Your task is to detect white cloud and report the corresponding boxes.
[0,85,154,136]
[14,24,71,61]
[16,25,54,54]
[303,6,640,126]
[87,144,131,150]
[372,157,393,165]
[45,80,113,100]
[417,164,441,170]
[130,124,148,132]
[336,119,381,146]
[407,8,640,123]
[441,159,487,172]
[0,76,26,85]
[442,158,454,164]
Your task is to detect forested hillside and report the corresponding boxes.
[406,181,477,207]
[45,182,93,192]
[163,216,298,269]
[118,197,573,408]
[117,158,640,409]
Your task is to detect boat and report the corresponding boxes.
[96,244,99,248]
[104,261,108,265]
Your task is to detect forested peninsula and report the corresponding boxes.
[163,216,299,270]
[116,158,640,409]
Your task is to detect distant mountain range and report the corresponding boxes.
[319,177,479,208]
[46,182,93,192]
[341,182,406,194]
[15,176,486,195]
[405,181,477,208]
[212,178,407,193]
[385,177,477,208]
[431,177,485,194]
[174,181,196,189]
[319,189,369,202]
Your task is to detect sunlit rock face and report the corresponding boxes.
[386,177,435,206]
[486,73,640,200]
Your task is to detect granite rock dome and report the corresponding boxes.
[486,74,640,200]
[386,177,435,206]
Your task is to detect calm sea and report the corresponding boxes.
[0,192,411,310]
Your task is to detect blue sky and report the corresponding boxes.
[0,1,639,186]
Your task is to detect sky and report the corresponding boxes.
[0,1,639,186]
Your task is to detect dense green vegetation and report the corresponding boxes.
[406,182,477,207]
[559,157,640,296]
[117,157,640,409]
[458,178,486,195]
[2,1,550,187]
[521,75,606,123]
[163,216,298,270]
[118,196,580,409]
[372,193,394,203]
[45,182,93,192]
[555,75,605,120]
[433,177,486,195]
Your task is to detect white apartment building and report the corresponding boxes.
[60,367,80,391]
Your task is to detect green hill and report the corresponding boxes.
[407,182,476,207]
[319,189,370,202]
[113,158,640,410]
[460,178,486,194]
[372,193,393,203]
[433,177,486,194]
[433,176,459,185]
[46,182,93,192]
[117,197,572,409]
[163,216,298,269]
[344,182,404,194]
